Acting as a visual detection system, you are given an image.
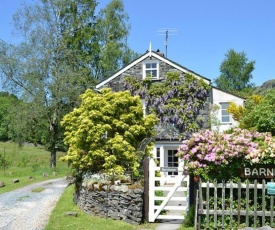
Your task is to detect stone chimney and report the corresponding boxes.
[156,49,165,57]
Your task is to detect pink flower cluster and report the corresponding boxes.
[177,129,274,174]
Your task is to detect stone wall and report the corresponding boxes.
[104,57,211,132]
[74,183,144,224]
[105,57,184,92]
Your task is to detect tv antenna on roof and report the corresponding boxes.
[157,28,177,58]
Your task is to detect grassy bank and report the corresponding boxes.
[45,185,157,230]
[0,141,71,194]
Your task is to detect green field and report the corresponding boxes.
[0,141,71,194]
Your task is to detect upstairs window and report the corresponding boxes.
[220,102,230,123]
[143,61,159,79]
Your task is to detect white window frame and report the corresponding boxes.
[220,102,231,123]
[143,60,159,79]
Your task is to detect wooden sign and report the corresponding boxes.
[240,165,275,179]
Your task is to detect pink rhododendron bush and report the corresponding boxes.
[177,128,275,181]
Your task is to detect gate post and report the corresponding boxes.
[189,175,195,207]
[143,157,149,222]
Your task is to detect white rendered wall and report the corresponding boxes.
[211,87,245,132]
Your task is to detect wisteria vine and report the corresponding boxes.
[123,72,210,139]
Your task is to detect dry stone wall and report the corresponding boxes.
[74,183,144,224]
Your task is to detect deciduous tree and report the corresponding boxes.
[0,92,19,141]
[95,0,139,79]
[0,0,135,167]
[214,49,255,94]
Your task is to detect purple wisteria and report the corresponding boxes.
[123,73,210,139]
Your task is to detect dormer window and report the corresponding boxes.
[143,60,159,79]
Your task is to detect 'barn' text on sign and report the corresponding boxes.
[240,165,275,179]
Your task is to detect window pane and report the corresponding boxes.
[156,148,160,157]
[151,70,157,77]
[151,63,157,68]
[146,70,151,76]
[221,103,229,109]
[222,116,230,122]
[222,110,229,115]
[156,158,160,166]
[146,63,151,68]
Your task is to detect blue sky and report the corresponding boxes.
[1,0,275,86]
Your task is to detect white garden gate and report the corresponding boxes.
[148,158,189,222]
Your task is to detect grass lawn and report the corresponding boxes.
[45,185,158,230]
[178,227,194,230]
[46,185,195,230]
[0,141,71,194]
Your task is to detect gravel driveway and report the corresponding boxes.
[0,177,67,230]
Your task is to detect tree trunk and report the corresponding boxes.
[50,148,56,168]
[49,116,58,168]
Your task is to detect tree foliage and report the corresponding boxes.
[214,49,255,94]
[61,89,157,176]
[58,0,137,80]
[95,0,139,78]
[227,92,275,136]
[0,92,20,141]
[226,102,245,122]
[0,0,135,167]
[240,90,275,135]
[124,72,211,139]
